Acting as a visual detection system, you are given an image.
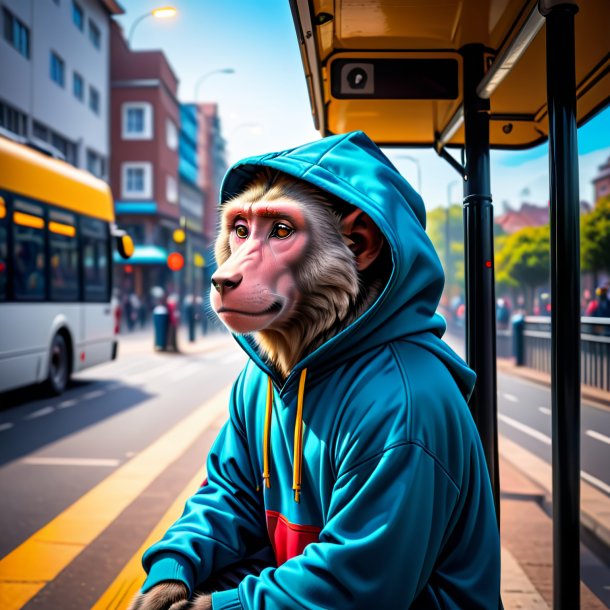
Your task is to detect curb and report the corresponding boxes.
[499,435,610,554]
[496,358,610,411]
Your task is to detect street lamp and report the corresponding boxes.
[397,154,422,193]
[446,180,462,291]
[194,69,235,101]
[128,6,177,46]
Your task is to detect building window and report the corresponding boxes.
[166,175,178,203]
[50,51,65,87]
[51,131,78,165]
[72,1,84,31]
[166,119,178,150]
[0,99,28,137]
[121,102,153,140]
[89,86,100,115]
[122,162,153,199]
[88,19,100,49]
[73,72,84,101]
[3,8,30,59]
[86,149,106,179]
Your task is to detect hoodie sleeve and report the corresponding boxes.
[211,442,480,610]
[140,378,267,596]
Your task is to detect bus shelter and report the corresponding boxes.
[289,1,610,607]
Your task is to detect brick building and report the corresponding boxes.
[109,20,181,301]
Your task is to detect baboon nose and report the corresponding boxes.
[211,274,242,294]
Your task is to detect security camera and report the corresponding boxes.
[339,62,374,95]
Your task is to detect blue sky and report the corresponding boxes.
[115,0,610,211]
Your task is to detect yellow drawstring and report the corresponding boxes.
[293,368,308,503]
[263,376,273,488]
[262,368,308,502]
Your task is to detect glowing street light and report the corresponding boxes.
[128,6,177,45]
[194,69,236,101]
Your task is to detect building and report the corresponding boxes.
[592,155,610,202]
[197,103,228,247]
[0,0,123,178]
[109,20,180,301]
[178,103,206,297]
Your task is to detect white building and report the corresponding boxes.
[0,0,123,179]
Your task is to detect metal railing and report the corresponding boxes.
[515,316,610,391]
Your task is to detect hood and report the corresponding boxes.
[219,131,475,400]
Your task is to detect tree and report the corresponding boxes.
[426,204,464,299]
[495,225,550,311]
[581,195,610,283]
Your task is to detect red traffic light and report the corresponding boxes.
[167,252,185,272]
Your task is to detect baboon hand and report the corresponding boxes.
[127,581,189,610]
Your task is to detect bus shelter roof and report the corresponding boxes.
[290,0,610,149]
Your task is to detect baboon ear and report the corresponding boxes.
[340,209,384,271]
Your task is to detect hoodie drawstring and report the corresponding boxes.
[263,368,308,503]
[293,368,307,503]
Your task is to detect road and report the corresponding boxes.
[0,330,245,560]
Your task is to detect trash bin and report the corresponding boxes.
[153,305,169,351]
[512,314,525,366]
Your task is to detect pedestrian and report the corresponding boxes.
[166,293,180,352]
[588,285,610,318]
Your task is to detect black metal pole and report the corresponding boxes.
[461,44,500,522]
[541,3,581,608]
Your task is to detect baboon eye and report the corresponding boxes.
[270,223,294,239]
[235,224,249,239]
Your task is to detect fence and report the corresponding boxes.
[512,316,610,391]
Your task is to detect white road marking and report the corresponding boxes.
[581,471,610,495]
[585,429,610,446]
[26,407,55,420]
[498,413,552,445]
[22,457,120,467]
[170,362,202,382]
[0,423,14,432]
[502,393,519,403]
[58,399,77,409]
[538,407,552,416]
[83,389,105,400]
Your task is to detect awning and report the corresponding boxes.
[113,245,167,265]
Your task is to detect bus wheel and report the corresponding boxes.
[46,333,70,395]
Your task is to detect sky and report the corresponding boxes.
[115,0,610,212]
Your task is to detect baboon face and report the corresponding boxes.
[211,197,310,335]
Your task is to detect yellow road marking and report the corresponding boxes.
[0,386,230,609]
[92,467,207,610]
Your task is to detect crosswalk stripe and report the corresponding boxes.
[0,385,230,610]
[91,467,207,610]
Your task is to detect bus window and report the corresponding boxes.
[49,208,79,301]
[82,216,109,302]
[0,196,6,301]
[13,199,46,301]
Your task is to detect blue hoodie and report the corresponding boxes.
[141,131,501,609]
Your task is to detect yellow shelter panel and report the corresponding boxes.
[0,137,114,222]
[297,0,610,148]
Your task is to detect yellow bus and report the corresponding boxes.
[0,136,132,395]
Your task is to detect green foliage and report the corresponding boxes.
[581,195,610,274]
[426,204,464,296]
[495,225,550,293]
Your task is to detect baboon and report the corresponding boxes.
[129,131,501,610]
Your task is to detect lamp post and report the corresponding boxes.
[397,154,422,193]
[194,69,235,102]
[446,180,461,292]
[128,6,177,46]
